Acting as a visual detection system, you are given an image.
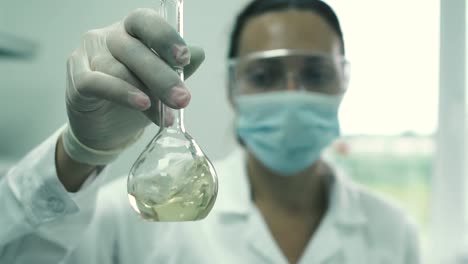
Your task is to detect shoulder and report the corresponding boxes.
[332,174,421,262]
[356,183,410,224]
[338,176,419,244]
[355,183,421,262]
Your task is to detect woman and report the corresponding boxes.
[0,0,420,263]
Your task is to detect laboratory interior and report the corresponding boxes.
[0,0,466,263]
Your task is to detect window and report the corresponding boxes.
[325,0,440,259]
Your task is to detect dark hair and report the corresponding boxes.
[228,0,345,58]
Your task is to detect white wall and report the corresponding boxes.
[432,0,467,263]
[0,0,250,177]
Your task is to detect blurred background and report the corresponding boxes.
[0,0,465,263]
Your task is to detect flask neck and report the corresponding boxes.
[160,102,186,132]
[159,0,186,133]
[159,0,184,37]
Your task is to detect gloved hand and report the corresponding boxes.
[62,8,205,165]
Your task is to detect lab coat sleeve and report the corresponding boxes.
[0,126,108,263]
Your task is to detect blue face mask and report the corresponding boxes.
[235,91,343,176]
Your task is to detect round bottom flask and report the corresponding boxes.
[127,0,217,221]
[128,125,218,221]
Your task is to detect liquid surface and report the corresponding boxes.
[128,157,217,221]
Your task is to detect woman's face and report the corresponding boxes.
[238,10,343,57]
[234,10,346,96]
[232,10,345,175]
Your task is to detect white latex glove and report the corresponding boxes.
[63,8,205,165]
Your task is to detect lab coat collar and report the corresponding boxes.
[214,147,369,263]
[215,147,367,227]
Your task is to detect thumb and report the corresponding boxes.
[183,46,205,78]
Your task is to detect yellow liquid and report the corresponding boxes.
[128,158,217,222]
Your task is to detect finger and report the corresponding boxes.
[74,71,151,111]
[69,48,152,113]
[71,52,167,126]
[107,28,190,109]
[184,46,205,78]
[90,54,168,122]
[141,95,161,125]
[67,50,101,110]
[124,8,189,68]
[90,54,148,92]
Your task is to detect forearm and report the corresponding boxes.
[55,135,97,192]
[1,127,108,262]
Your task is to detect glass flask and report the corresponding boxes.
[127,0,218,222]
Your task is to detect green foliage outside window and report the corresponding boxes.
[327,135,433,250]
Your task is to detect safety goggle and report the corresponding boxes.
[228,49,349,95]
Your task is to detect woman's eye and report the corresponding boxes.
[302,68,335,86]
[247,68,280,87]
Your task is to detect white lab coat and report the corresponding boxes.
[0,127,420,264]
